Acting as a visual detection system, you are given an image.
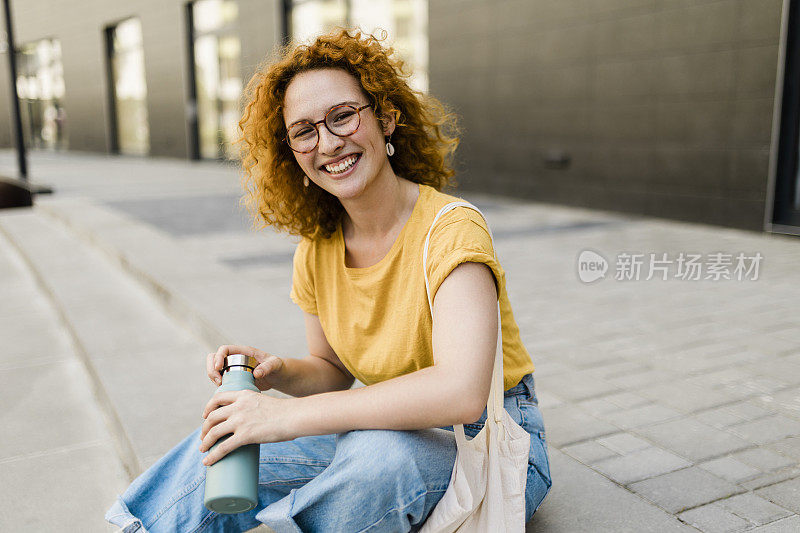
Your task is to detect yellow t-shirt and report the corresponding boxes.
[290,183,535,391]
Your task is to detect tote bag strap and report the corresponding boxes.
[422,201,505,428]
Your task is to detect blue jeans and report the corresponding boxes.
[105,373,551,532]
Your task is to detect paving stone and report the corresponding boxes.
[695,402,774,429]
[576,397,621,416]
[597,433,651,455]
[602,391,652,409]
[738,377,792,395]
[695,407,753,429]
[602,403,683,430]
[755,477,800,513]
[767,436,800,460]
[716,493,792,527]
[748,515,800,532]
[540,404,618,447]
[586,360,649,380]
[685,367,751,388]
[635,418,751,462]
[638,381,734,414]
[534,389,566,408]
[731,448,796,472]
[629,467,743,514]
[607,369,677,389]
[562,440,619,465]
[728,415,800,445]
[677,350,767,375]
[716,383,761,402]
[530,361,574,378]
[757,388,800,418]
[525,448,697,533]
[728,401,779,421]
[677,503,750,533]
[538,370,620,402]
[741,466,800,491]
[698,456,761,483]
[593,447,691,485]
[745,359,800,386]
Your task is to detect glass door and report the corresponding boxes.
[191,0,242,160]
[16,39,68,150]
[106,18,151,155]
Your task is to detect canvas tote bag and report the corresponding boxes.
[419,201,530,533]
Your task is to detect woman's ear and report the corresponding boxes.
[380,107,397,137]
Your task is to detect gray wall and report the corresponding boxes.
[0,0,280,157]
[1,0,784,231]
[429,0,784,231]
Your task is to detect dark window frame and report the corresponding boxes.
[774,0,800,227]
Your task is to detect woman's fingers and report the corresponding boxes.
[206,352,221,385]
[202,427,243,466]
[202,390,239,419]
[253,355,283,380]
[201,403,232,440]
[199,418,235,456]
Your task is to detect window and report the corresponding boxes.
[107,18,151,155]
[16,39,67,150]
[287,0,428,92]
[191,0,242,160]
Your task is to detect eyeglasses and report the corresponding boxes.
[285,104,372,153]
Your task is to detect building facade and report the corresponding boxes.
[1,0,798,234]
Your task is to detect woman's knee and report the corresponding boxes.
[334,429,456,489]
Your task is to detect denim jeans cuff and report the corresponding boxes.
[255,489,304,533]
[105,496,149,533]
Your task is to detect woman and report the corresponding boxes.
[106,29,551,532]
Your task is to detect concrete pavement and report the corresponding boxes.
[1,149,799,532]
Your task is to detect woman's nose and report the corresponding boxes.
[317,126,345,154]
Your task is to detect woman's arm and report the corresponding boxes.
[269,312,356,397]
[290,261,498,435]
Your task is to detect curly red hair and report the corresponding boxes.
[236,28,460,240]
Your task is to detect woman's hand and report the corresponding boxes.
[199,390,296,466]
[206,344,285,391]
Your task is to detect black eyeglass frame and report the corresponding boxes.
[285,103,373,154]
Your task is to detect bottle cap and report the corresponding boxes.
[223,354,257,373]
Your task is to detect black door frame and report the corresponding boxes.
[103,24,120,154]
[771,0,800,231]
[185,1,200,160]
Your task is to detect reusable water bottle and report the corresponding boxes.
[203,354,260,513]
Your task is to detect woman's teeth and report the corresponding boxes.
[324,155,359,174]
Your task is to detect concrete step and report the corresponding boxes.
[0,214,125,531]
[0,209,212,478]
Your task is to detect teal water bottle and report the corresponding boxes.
[203,354,260,513]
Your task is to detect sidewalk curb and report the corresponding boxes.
[38,203,229,352]
[0,220,142,482]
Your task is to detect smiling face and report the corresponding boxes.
[283,68,395,199]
